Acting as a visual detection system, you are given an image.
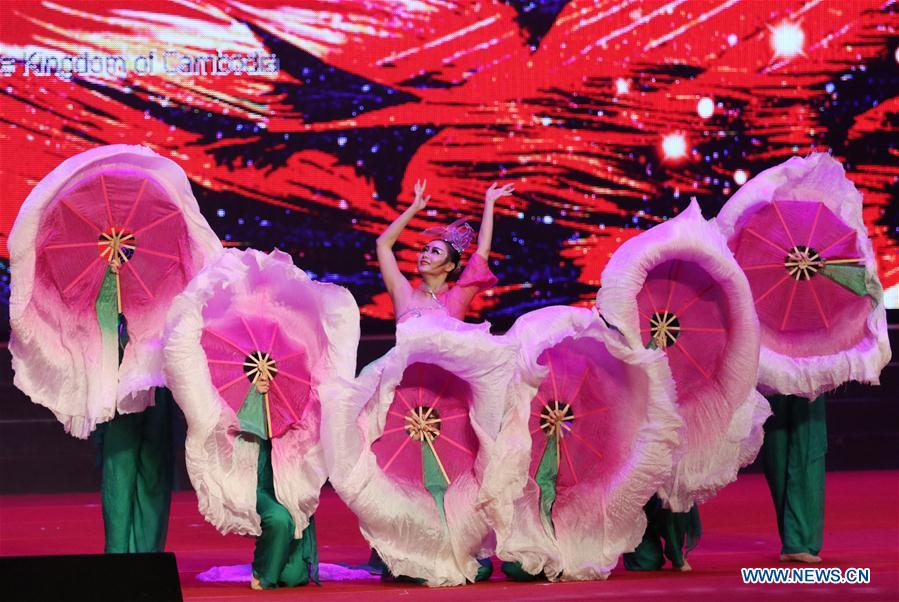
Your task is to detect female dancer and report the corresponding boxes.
[376,179,513,323]
[355,179,513,581]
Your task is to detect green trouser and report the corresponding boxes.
[762,394,827,556]
[501,433,559,581]
[98,388,174,554]
[623,495,701,570]
[253,438,318,589]
[376,442,492,584]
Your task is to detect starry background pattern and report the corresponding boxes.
[0,0,896,336]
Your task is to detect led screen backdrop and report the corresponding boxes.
[1,0,897,335]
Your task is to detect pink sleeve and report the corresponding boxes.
[445,254,497,319]
[458,253,498,291]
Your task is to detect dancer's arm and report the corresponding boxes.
[376,179,429,295]
[475,183,514,260]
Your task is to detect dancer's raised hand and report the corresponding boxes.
[412,179,431,212]
[485,182,515,205]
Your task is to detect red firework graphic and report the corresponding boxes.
[1,1,896,329]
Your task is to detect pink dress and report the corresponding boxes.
[393,254,498,323]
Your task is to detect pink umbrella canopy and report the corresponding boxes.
[496,306,681,580]
[528,339,626,492]
[598,201,767,511]
[163,248,359,537]
[636,259,729,410]
[729,199,869,357]
[36,168,195,315]
[321,315,516,586]
[372,362,479,491]
[10,145,222,439]
[201,316,314,439]
[715,154,890,398]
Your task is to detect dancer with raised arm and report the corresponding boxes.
[376,179,512,324]
[323,179,522,587]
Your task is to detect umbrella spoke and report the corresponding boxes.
[417,363,425,406]
[772,202,797,248]
[62,256,104,294]
[132,210,179,236]
[643,281,661,314]
[675,282,715,316]
[269,378,301,424]
[805,203,823,248]
[208,359,247,366]
[745,228,790,255]
[426,373,454,413]
[394,387,414,412]
[779,279,800,331]
[665,261,680,310]
[383,426,411,436]
[217,372,249,394]
[818,230,855,257]
[545,354,560,402]
[275,349,306,363]
[44,242,100,251]
[673,342,711,380]
[61,199,102,233]
[807,279,830,329]
[754,273,791,305]
[122,261,154,299]
[569,430,605,463]
[123,179,148,229]
[576,406,610,419]
[559,436,578,484]
[382,435,413,472]
[388,410,409,422]
[240,317,261,352]
[530,426,544,436]
[267,324,279,353]
[277,370,313,387]
[742,263,787,271]
[204,329,250,357]
[678,326,726,333]
[135,248,180,262]
[439,413,468,422]
[821,257,862,265]
[568,366,592,405]
[100,174,114,228]
[437,433,476,457]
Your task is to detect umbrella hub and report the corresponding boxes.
[98,227,136,266]
[540,400,574,438]
[405,406,441,442]
[650,311,681,349]
[243,351,278,384]
[784,245,822,280]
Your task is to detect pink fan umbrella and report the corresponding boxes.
[526,338,633,492]
[372,362,479,490]
[201,315,313,439]
[637,259,728,409]
[36,168,194,314]
[730,200,868,357]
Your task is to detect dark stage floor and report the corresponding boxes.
[1,471,897,601]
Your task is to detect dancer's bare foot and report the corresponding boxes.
[779,552,822,563]
[673,560,692,572]
[250,576,264,590]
